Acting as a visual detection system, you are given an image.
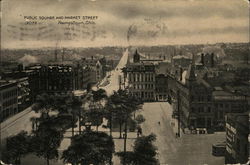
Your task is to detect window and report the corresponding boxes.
[191,108,195,113]
[191,95,194,101]
[207,107,211,113]
[207,96,211,101]
[220,104,223,108]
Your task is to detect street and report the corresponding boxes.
[100,48,128,96]
[139,102,225,165]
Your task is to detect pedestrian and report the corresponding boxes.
[175,133,178,138]
[137,127,142,136]
[158,121,161,125]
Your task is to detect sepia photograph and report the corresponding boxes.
[0,0,249,165]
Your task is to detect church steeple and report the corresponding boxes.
[185,53,196,85]
[133,49,140,63]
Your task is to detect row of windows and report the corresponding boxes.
[2,98,17,107]
[191,95,211,102]
[155,88,167,92]
[215,103,245,109]
[0,107,18,120]
[48,86,73,90]
[133,92,154,99]
[132,84,154,90]
[191,107,212,113]
[2,89,17,99]
[128,73,154,82]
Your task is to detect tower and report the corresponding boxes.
[133,49,140,63]
[185,54,196,87]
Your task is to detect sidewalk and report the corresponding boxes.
[59,117,138,165]
[1,106,40,143]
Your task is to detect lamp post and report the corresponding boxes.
[123,114,128,165]
[177,90,180,137]
[0,111,2,160]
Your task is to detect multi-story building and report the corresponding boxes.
[13,77,30,111]
[2,69,31,111]
[212,87,248,130]
[155,74,168,101]
[81,57,104,84]
[25,64,92,95]
[123,62,156,101]
[174,61,214,131]
[168,57,249,132]
[225,112,249,164]
[0,81,18,121]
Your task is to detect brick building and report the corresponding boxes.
[225,112,249,164]
[0,81,18,121]
[123,62,156,101]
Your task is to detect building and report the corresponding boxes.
[26,64,92,95]
[155,74,168,101]
[212,87,248,130]
[168,57,249,133]
[174,62,214,131]
[123,50,157,101]
[81,57,105,84]
[225,112,249,164]
[13,77,30,111]
[1,69,31,111]
[123,62,156,101]
[0,81,18,122]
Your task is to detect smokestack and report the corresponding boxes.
[201,53,204,65]
[211,53,214,67]
[179,67,183,81]
[62,48,65,61]
[55,49,58,61]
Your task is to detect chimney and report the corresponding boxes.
[18,64,24,72]
[211,53,214,67]
[179,67,183,81]
[201,53,204,65]
[55,49,58,61]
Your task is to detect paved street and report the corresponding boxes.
[139,102,225,165]
[100,48,128,96]
[0,107,40,145]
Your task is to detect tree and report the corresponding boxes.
[65,96,83,136]
[2,131,31,165]
[31,118,64,165]
[135,114,145,125]
[85,108,103,132]
[108,90,142,138]
[117,133,159,165]
[62,131,115,165]
[32,93,55,118]
[92,88,107,103]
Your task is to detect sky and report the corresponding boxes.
[1,0,249,48]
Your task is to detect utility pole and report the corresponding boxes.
[0,114,2,160]
[123,115,128,165]
[177,90,181,137]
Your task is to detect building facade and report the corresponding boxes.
[0,81,18,122]
[155,74,168,101]
[124,62,156,101]
[168,61,249,132]
[225,113,249,164]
